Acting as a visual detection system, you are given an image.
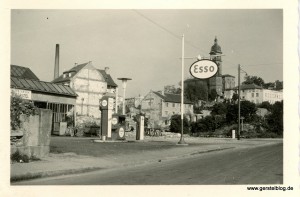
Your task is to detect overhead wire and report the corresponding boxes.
[132,10,207,54]
[132,9,282,76]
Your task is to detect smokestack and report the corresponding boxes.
[105,67,109,74]
[54,44,59,79]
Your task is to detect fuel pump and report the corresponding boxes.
[99,96,114,140]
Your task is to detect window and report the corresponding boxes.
[172,103,175,107]
[251,93,254,97]
[165,102,168,107]
[256,93,259,97]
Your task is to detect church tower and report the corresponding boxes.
[209,36,222,75]
[208,37,223,98]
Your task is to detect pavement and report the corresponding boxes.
[10,134,283,183]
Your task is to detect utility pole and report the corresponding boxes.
[178,34,187,145]
[238,64,241,140]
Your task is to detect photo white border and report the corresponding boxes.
[0,0,299,196]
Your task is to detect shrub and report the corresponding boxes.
[11,95,39,130]
[11,151,30,163]
[170,115,190,134]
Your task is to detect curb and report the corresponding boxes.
[11,167,103,183]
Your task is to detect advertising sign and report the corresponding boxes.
[189,59,218,79]
[11,88,32,100]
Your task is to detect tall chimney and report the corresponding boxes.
[54,44,59,79]
[105,67,109,74]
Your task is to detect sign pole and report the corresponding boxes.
[178,34,187,145]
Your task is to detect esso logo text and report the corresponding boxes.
[189,60,218,79]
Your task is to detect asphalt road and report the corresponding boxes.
[16,143,283,185]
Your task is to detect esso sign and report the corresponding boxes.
[189,60,218,79]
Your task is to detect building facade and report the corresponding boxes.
[141,90,194,127]
[52,61,118,119]
[224,83,283,104]
[11,65,77,134]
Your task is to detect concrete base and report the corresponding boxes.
[93,139,127,143]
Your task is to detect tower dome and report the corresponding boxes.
[209,37,222,55]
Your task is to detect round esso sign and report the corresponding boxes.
[189,60,218,79]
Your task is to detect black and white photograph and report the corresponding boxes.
[0,0,299,196]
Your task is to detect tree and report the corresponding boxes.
[164,85,181,94]
[170,115,189,134]
[258,101,272,111]
[211,102,227,116]
[232,93,239,103]
[226,101,257,123]
[265,101,283,136]
[185,81,208,102]
[243,75,265,86]
[208,89,217,101]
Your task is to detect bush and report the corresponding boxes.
[170,115,190,134]
[11,96,39,130]
[11,151,30,163]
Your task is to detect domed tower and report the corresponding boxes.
[209,37,222,76]
[208,37,223,99]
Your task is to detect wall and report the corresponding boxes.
[11,109,52,158]
[71,64,107,118]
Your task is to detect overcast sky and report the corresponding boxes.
[11,9,283,97]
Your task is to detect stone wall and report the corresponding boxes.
[11,109,52,158]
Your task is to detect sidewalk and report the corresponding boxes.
[10,136,282,183]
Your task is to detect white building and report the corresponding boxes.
[224,83,283,104]
[52,61,118,118]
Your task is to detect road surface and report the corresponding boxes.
[15,143,283,185]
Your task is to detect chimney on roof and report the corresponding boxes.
[105,67,109,74]
[54,44,59,80]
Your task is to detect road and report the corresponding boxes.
[15,143,282,185]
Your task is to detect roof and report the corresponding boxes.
[209,37,222,55]
[11,65,40,81]
[233,83,263,90]
[152,91,193,104]
[97,70,118,87]
[11,77,77,97]
[222,74,235,78]
[52,62,118,87]
[52,62,88,83]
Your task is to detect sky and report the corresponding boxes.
[11,9,283,98]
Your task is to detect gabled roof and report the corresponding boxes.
[152,91,193,104]
[97,69,118,87]
[52,62,89,83]
[52,62,118,87]
[11,77,77,97]
[11,65,40,81]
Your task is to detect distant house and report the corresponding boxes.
[10,65,77,134]
[141,90,194,127]
[52,61,118,119]
[224,83,283,104]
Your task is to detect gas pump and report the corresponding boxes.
[99,96,114,141]
[136,113,145,140]
[111,114,126,140]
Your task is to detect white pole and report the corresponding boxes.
[181,34,184,122]
[122,85,126,115]
[115,87,118,113]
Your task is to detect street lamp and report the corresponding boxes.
[117,78,132,115]
[238,64,247,140]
